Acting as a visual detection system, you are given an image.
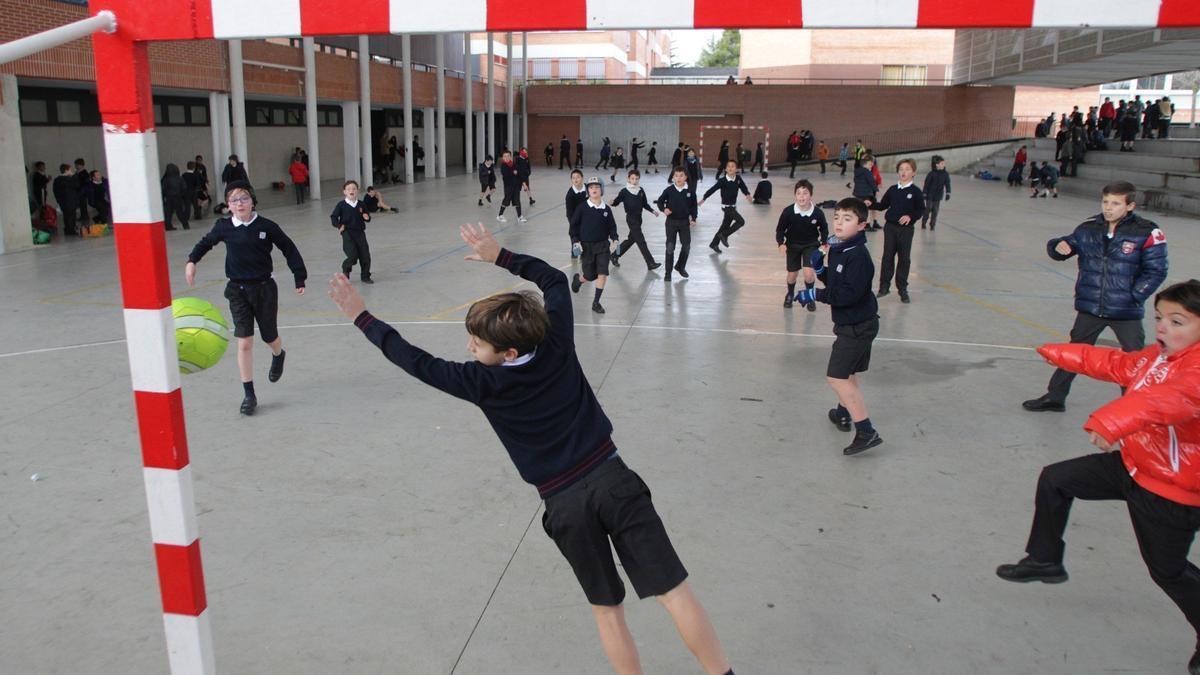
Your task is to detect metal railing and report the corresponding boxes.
[525,76,955,87]
[779,118,1034,163]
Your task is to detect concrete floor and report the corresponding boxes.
[1,164,1197,674]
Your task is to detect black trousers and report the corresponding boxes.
[921,198,942,229]
[341,229,372,280]
[595,157,609,170]
[293,183,306,204]
[60,201,78,235]
[1045,312,1144,402]
[559,152,570,169]
[819,159,826,174]
[834,160,848,175]
[164,196,189,229]
[711,207,745,247]
[878,222,915,291]
[499,188,522,215]
[1025,451,1200,635]
[751,158,763,173]
[664,218,691,272]
[617,222,656,266]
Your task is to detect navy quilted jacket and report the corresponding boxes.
[1047,212,1168,320]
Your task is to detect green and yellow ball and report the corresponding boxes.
[172,297,230,374]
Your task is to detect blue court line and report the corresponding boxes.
[1031,260,1078,282]
[399,205,561,273]
[941,222,1002,249]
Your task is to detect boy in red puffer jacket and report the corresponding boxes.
[997,278,1200,673]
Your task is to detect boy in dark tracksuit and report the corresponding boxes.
[569,176,620,314]
[610,169,661,271]
[851,156,877,224]
[330,180,374,284]
[656,167,698,282]
[52,164,79,236]
[793,197,883,456]
[646,142,659,173]
[777,179,828,310]
[477,155,496,206]
[921,155,951,230]
[565,169,587,258]
[516,148,536,206]
[185,180,307,415]
[869,159,925,303]
[327,224,733,675]
[496,150,525,223]
[700,160,751,253]
[1022,181,1168,413]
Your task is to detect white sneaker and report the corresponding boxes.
[496,215,507,222]
[518,216,528,223]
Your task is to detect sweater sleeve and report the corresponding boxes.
[702,181,721,200]
[330,203,342,227]
[910,187,926,221]
[187,222,224,264]
[610,191,625,209]
[738,176,750,196]
[775,208,789,245]
[871,187,892,211]
[569,203,583,242]
[641,192,654,214]
[354,311,488,403]
[266,221,308,288]
[688,191,698,219]
[818,211,829,243]
[495,248,573,344]
[655,188,669,211]
[817,252,872,308]
[606,209,619,241]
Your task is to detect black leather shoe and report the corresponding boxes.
[610,254,620,268]
[268,350,286,383]
[806,301,817,312]
[239,396,257,416]
[1022,396,1065,413]
[877,288,890,298]
[664,272,672,282]
[1188,639,1200,675]
[571,273,582,293]
[995,557,1068,584]
[783,293,793,308]
[648,262,662,271]
[828,409,852,432]
[844,430,882,455]
[720,234,730,247]
[899,291,911,304]
[361,277,375,284]
[709,243,722,254]
[592,302,605,314]
[675,267,689,278]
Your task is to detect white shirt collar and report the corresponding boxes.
[588,199,606,209]
[625,184,641,194]
[232,213,258,227]
[724,174,738,181]
[572,186,586,194]
[345,198,358,207]
[793,204,814,217]
[898,181,913,189]
[673,183,687,192]
[502,349,536,367]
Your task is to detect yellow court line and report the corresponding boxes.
[912,272,1068,341]
[425,262,577,320]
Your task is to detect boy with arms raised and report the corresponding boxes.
[776,179,828,310]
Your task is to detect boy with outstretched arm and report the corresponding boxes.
[326,223,734,675]
[610,169,662,272]
[699,160,752,254]
[185,180,307,415]
[477,155,496,206]
[570,176,621,314]
[870,158,925,303]
[793,198,883,455]
[330,180,374,284]
[496,150,526,223]
[565,169,587,258]
[656,167,699,282]
[777,179,828,311]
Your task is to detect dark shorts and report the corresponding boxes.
[224,279,279,343]
[580,240,611,279]
[541,457,688,606]
[787,244,820,273]
[1043,178,1058,188]
[827,317,879,379]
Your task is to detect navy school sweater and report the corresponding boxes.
[816,231,878,326]
[353,249,616,498]
[500,161,520,191]
[852,166,877,199]
[871,183,926,225]
[922,169,951,201]
[330,200,369,231]
[478,162,495,185]
[702,173,750,205]
[564,186,587,220]
[753,180,772,204]
[656,183,698,220]
[776,204,828,248]
[611,186,655,225]
[187,214,308,288]
[570,199,620,243]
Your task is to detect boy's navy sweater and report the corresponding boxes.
[187,214,308,288]
[570,200,619,243]
[478,162,495,185]
[871,183,926,224]
[816,232,878,326]
[685,158,701,182]
[776,204,828,247]
[753,180,772,203]
[515,156,531,180]
[499,161,519,190]
[611,187,655,225]
[353,249,616,498]
[330,200,369,231]
[923,169,951,201]
[852,166,876,198]
[702,173,750,205]
[656,183,698,220]
[564,186,587,220]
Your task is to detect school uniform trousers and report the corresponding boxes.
[879,223,915,292]
[617,217,656,266]
[342,230,371,280]
[664,217,691,272]
[711,205,745,248]
[1044,312,1144,403]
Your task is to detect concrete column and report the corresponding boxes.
[343,101,361,185]
[436,34,447,178]
[228,40,249,180]
[402,34,414,184]
[208,91,222,193]
[216,94,232,169]
[487,33,495,158]
[303,37,321,200]
[521,32,528,149]
[359,35,373,186]
[506,32,514,152]
[423,107,436,179]
[464,32,473,174]
[0,75,32,254]
[475,111,486,162]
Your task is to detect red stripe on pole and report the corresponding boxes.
[135,390,190,470]
[917,0,1034,27]
[487,0,585,30]
[694,0,802,28]
[1159,0,1200,27]
[154,540,208,616]
[91,36,154,132]
[300,0,389,35]
[91,0,214,40]
[114,221,173,310]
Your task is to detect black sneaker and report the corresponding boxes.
[529,199,536,205]
[828,409,852,432]
[571,273,582,293]
[877,288,890,298]
[647,262,662,271]
[783,293,793,308]
[664,272,672,282]
[806,301,817,312]
[610,254,620,268]
[675,267,689,278]
[843,429,882,455]
[709,243,722,254]
[478,199,483,206]
[995,557,1068,584]
[899,290,911,304]
[239,395,257,416]
[268,350,286,383]
[361,277,375,285]
[592,302,605,314]
[1022,395,1065,413]
[720,234,730,247]
[485,194,492,203]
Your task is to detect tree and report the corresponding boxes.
[667,37,684,68]
[696,30,740,68]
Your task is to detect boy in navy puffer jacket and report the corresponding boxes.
[1023,181,1168,412]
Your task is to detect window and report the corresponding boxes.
[21,99,49,124]
[531,58,552,80]
[317,105,342,127]
[558,58,579,79]
[882,65,928,86]
[17,87,100,126]
[56,100,82,123]
[1137,75,1168,90]
[167,104,187,125]
[585,58,605,80]
[191,105,208,125]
